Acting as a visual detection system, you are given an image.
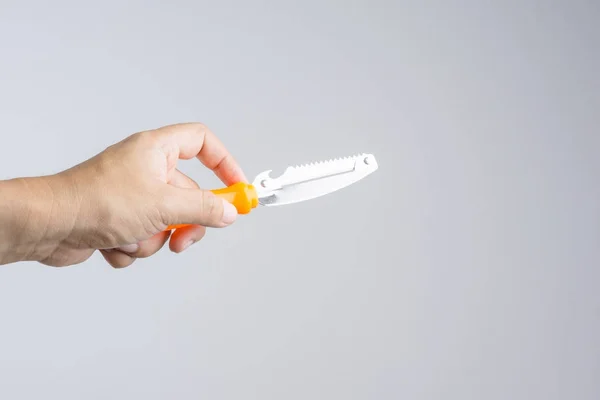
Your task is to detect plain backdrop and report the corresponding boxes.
[0,1,599,399]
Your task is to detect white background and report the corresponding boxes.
[0,1,598,399]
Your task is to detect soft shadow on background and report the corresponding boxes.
[0,1,598,399]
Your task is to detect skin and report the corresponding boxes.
[0,122,247,268]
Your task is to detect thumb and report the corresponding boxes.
[161,186,238,228]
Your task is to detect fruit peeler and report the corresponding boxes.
[166,153,378,229]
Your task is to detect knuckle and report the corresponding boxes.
[134,247,151,258]
[113,260,134,269]
[193,122,209,135]
[156,193,175,228]
[196,227,207,241]
[151,209,170,233]
[179,121,207,132]
[200,191,222,225]
[150,188,173,224]
[188,226,207,242]
[135,241,163,258]
[134,130,161,148]
[109,254,135,269]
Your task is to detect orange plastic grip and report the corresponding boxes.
[166,182,259,230]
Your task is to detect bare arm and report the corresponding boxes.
[0,122,246,268]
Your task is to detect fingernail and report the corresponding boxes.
[182,239,195,251]
[221,199,238,225]
[118,243,139,254]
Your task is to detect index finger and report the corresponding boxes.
[153,122,248,186]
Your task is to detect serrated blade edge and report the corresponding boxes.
[253,153,378,206]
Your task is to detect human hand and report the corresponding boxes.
[0,123,246,268]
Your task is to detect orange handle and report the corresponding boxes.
[166,182,259,230]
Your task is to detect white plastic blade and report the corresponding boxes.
[253,153,378,206]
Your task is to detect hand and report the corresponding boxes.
[0,123,247,268]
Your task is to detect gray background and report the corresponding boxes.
[0,1,599,399]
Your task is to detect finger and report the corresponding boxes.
[165,170,211,237]
[168,169,200,189]
[161,185,238,228]
[169,224,207,253]
[116,231,171,258]
[152,122,248,185]
[100,249,136,269]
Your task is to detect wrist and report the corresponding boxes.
[0,174,79,264]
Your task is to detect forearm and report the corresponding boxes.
[0,176,76,265]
